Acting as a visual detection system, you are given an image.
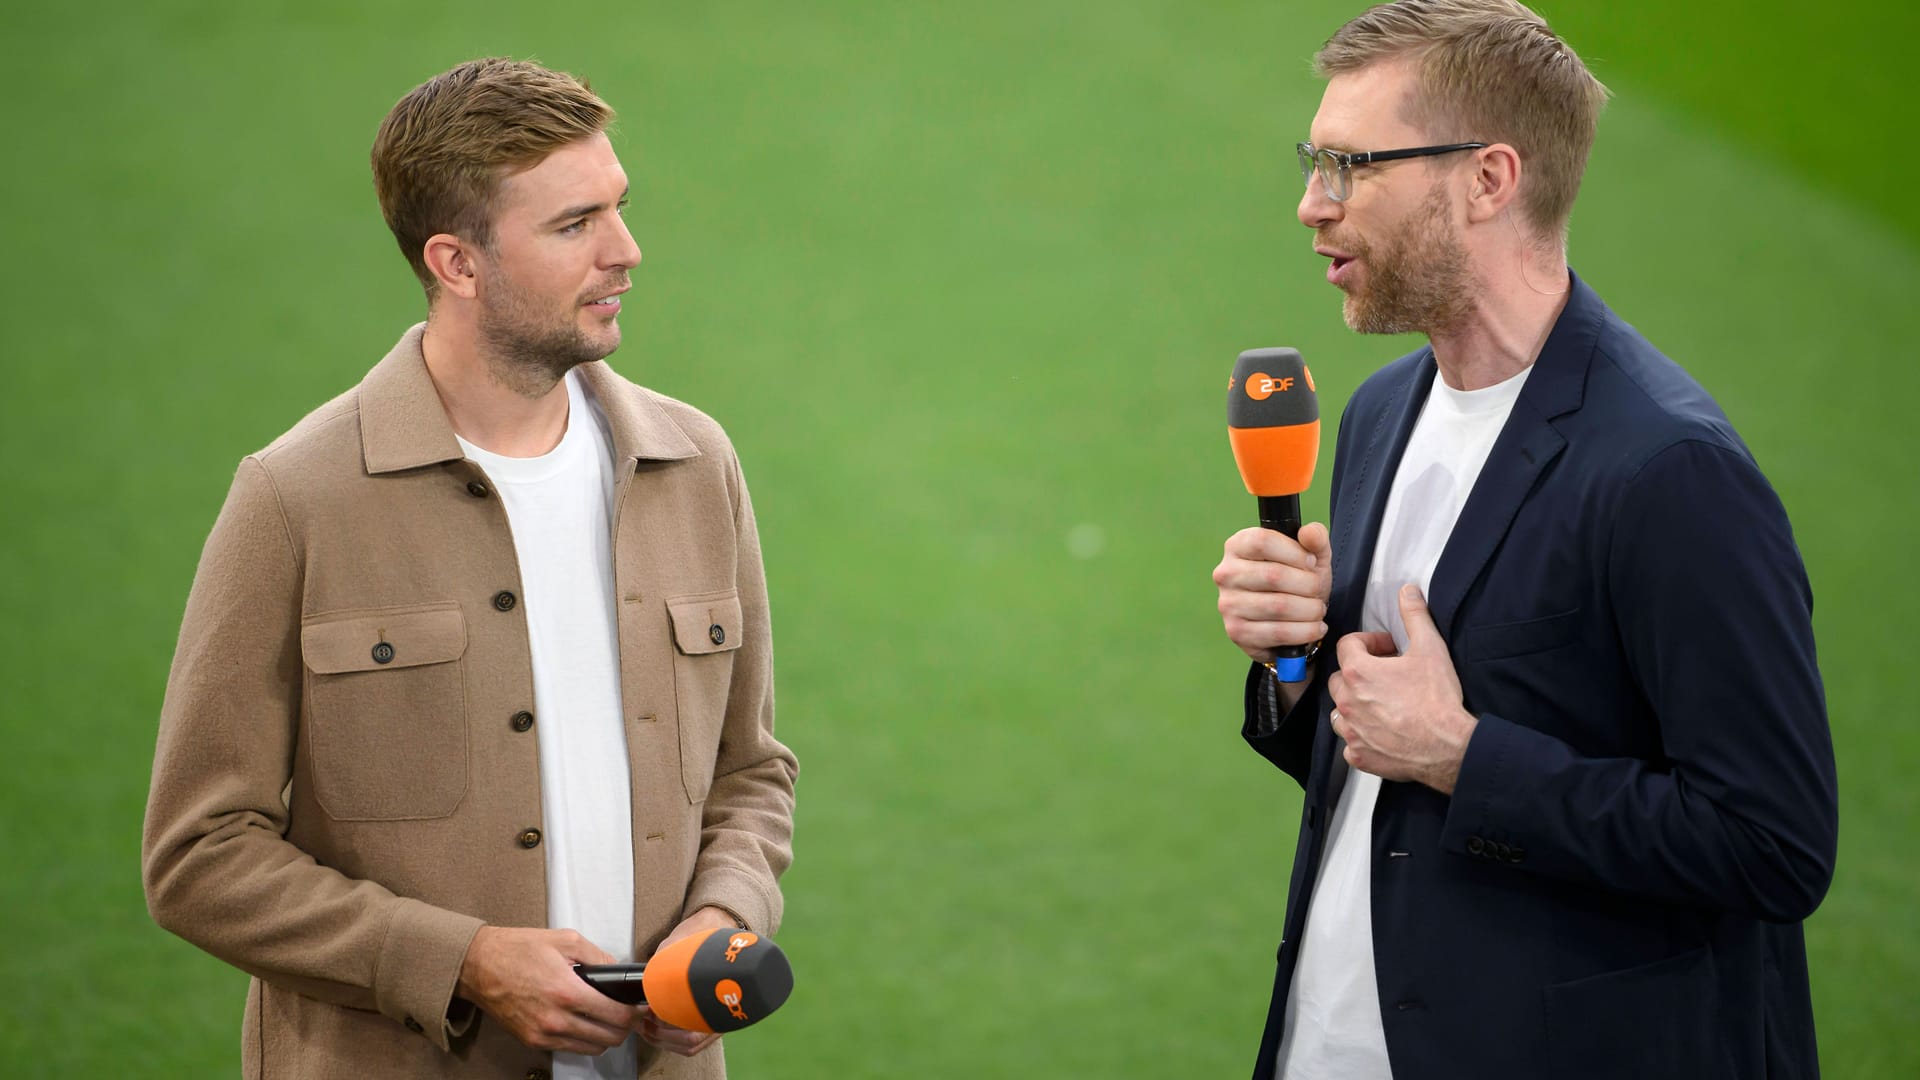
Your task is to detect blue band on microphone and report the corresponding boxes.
[1271,655,1309,683]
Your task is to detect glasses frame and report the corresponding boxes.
[1296,141,1489,202]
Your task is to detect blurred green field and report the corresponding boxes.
[2,1,1915,1076]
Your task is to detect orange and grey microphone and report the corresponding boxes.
[1227,347,1321,681]
[574,927,793,1034]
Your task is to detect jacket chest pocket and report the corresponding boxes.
[300,602,469,821]
[667,590,743,804]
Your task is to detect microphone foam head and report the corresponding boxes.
[1227,347,1320,497]
[642,927,795,1034]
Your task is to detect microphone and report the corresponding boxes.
[1227,347,1321,682]
[575,927,794,1035]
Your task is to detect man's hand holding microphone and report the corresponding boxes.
[457,904,768,1059]
[1216,347,1474,792]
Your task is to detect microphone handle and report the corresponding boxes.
[1255,494,1310,669]
[576,962,649,1005]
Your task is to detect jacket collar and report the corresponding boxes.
[358,323,700,475]
[1331,269,1606,639]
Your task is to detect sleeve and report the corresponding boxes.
[1440,439,1838,922]
[1241,662,1324,788]
[141,458,483,1049]
[680,450,799,933]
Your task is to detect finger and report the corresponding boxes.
[567,983,642,1030]
[1349,631,1398,657]
[643,1028,716,1057]
[1326,670,1347,707]
[1398,584,1449,655]
[1333,630,1396,668]
[1222,527,1318,571]
[555,1010,634,1052]
[1223,619,1328,657]
[1215,557,1326,599]
[554,929,616,966]
[1297,521,1331,561]
[1329,707,1347,741]
[638,1014,717,1056]
[1218,583,1327,624]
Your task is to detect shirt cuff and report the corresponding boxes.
[372,898,485,1050]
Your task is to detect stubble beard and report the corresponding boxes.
[1337,182,1476,338]
[476,265,623,399]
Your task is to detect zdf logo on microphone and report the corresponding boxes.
[724,932,759,962]
[716,979,749,1022]
[1241,366,1315,401]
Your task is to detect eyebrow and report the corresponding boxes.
[541,189,630,228]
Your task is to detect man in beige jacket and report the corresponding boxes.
[142,58,797,1080]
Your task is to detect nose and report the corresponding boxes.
[1298,171,1341,231]
[606,213,642,270]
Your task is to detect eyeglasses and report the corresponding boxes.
[1296,141,1488,202]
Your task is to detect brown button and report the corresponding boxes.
[709,623,726,646]
[467,481,490,498]
[518,828,542,849]
[404,1016,424,1034]
[511,710,534,732]
[493,591,517,612]
[526,1070,552,1080]
[371,642,395,665]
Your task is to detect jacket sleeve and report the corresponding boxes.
[1242,662,1324,789]
[141,458,483,1049]
[681,450,799,933]
[1441,439,1838,922]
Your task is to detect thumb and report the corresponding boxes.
[1298,521,1331,560]
[1398,584,1446,653]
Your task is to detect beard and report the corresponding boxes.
[1330,181,1475,337]
[475,263,627,398]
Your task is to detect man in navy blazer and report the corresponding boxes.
[1211,3,1838,1077]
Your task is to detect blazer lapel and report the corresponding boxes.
[1424,400,1567,638]
[1331,350,1436,635]
[1426,271,1604,639]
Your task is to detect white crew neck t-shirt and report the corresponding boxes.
[457,370,638,1080]
[1276,361,1533,1080]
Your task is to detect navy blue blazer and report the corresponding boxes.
[1242,273,1838,1079]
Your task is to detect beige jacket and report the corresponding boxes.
[142,326,797,1079]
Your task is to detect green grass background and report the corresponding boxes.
[3,0,1915,1075]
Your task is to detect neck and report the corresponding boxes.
[1428,245,1571,392]
[420,312,572,458]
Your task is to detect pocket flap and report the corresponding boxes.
[667,590,744,656]
[301,602,467,674]
[1458,607,1582,662]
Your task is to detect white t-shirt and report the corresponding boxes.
[1276,361,1532,1079]
[457,370,638,1080]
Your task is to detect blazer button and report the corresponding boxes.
[371,642,395,665]
[526,1069,552,1080]
[1496,842,1513,861]
[709,623,726,646]
[511,710,535,733]
[1508,845,1526,864]
[1467,836,1485,855]
[467,481,490,498]
[493,590,518,612]
[404,1016,424,1034]
[518,828,542,849]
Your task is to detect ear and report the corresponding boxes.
[422,233,481,301]
[1464,143,1522,225]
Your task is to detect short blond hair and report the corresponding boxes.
[371,58,612,297]
[1316,0,1609,237]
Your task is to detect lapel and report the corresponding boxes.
[1330,350,1436,635]
[1425,271,1603,638]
